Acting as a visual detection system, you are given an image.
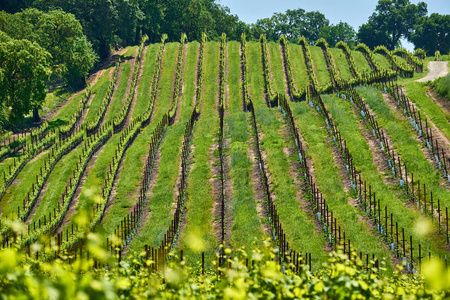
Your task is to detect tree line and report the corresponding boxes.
[0,0,448,129]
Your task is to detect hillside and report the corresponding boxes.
[0,34,450,297]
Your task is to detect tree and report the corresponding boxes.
[357,21,391,49]
[357,0,427,50]
[210,4,242,41]
[300,11,329,44]
[139,0,165,42]
[115,0,145,46]
[251,9,329,43]
[319,22,356,48]
[411,13,450,55]
[0,9,98,87]
[33,0,117,59]
[1,0,34,14]
[0,32,51,124]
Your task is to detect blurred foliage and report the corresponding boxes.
[0,231,449,299]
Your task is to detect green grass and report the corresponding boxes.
[0,156,19,182]
[268,41,287,96]
[83,66,115,124]
[351,50,373,74]
[179,41,220,271]
[357,86,450,209]
[94,42,182,238]
[226,41,266,251]
[290,100,393,270]
[61,133,121,232]
[31,144,84,224]
[330,48,354,81]
[321,93,448,258]
[123,46,138,58]
[432,73,450,99]
[394,55,409,68]
[49,92,85,129]
[154,42,180,109]
[132,43,160,119]
[403,81,450,141]
[40,90,70,119]
[0,151,48,217]
[110,42,196,247]
[373,53,392,71]
[104,62,132,123]
[287,44,309,91]
[309,46,332,88]
[248,40,328,268]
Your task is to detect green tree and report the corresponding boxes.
[33,0,117,59]
[0,9,98,87]
[411,13,450,55]
[115,0,145,46]
[0,32,51,124]
[357,0,427,50]
[1,0,34,14]
[319,22,357,48]
[300,11,329,44]
[139,0,165,42]
[251,9,329,43]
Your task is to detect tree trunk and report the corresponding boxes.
[33,107,40,123]
[135,25,142,45]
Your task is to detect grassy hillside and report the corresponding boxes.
[0,37,449,297]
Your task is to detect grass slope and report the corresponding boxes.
[179,41,220,270]
[226,41,266,251]
[248,40,328,267]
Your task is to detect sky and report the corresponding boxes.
[217,0,450,50]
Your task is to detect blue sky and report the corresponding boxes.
[218,0,450,50]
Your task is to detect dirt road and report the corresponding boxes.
[416,61,448,82]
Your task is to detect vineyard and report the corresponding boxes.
[1,33,450,297]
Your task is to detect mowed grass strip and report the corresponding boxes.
[95,42,180,235]
[179,41,219,270]
[0,158,18,186]
[373,53,392,71]
[309,45,332,88]
[290,100,393,270]
[30,145,84,224]
[321,93,448,257]
[268,41,287,95]
[330,48,354,81]
[403,81,450,141]
[132,43,159,119]
[82,65,115,124]
[0,151,48,217]
[49,93,86,129]
[104,62,132,123]
[351,50,373,74]
[97,43,166,238]
[109,42,196,246]
[62,45,180,232]
[287,43,309,90]
[357,86,450,208]
[226,41,266,251]
[248,41,328,266]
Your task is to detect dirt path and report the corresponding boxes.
[416,61,448,82]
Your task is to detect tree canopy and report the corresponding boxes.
[0,8,98,87]
[411,13,450,55]
[357,0,427,50]
[0,32,51,124]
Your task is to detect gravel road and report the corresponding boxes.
[416,61,448,82]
